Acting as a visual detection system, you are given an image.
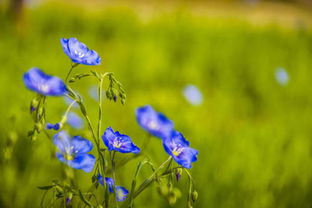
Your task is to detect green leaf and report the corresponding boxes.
[78,190,93,207]
[37,185,54,190]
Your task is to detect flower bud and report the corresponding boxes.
[191,190,198,202]
[175,167,183,181]
[157,185,169,196]
[168,192,177,205]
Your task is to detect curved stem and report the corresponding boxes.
[121,156,172,208]
[129,160,156,207]
[65,63,79,83]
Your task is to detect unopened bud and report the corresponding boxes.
[157,185,169,196]
[175,168,183,181]
[168,192,177,205]
[191,190,198,202]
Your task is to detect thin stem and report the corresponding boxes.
[64,100,77,117]
[184,168,194,208]
[110,151,119,208]
[82,108,98,146]
[97,76,107,177]
[129,160,156,207]
[97,76,103,147]
[121,156,172,208]
[65,63,79,83]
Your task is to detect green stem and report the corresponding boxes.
[97,76,103,149]
[65,63,79,83]
[110,151,119,208]
[129,160,156,207]
[121,156,172,208]
[184,168,194,208]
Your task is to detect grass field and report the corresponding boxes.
[1,2,312,207]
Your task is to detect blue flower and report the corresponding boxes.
[61,38,101,65]
[88,85,99,101]
[64,97,79,108]
[162,131,198,169]
[136,105,174,139]
[102,127,140,154]
[46,123,61,131]
[67,112,84,129]
[183,85,203,106]
[23,68,67,96]
[116,186,129,202]
[275,67,289,86]
[97,175,115,193]
[97,174,105,186]
[97,175,128,201]
[53,131,96,172]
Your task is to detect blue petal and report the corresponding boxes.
[136,105,174,139]
[116,186,129,202]
[102,127,117,151]
[162,131,189,155]
[60,38,70,57]
[68,154,96,172]
[173,147,198,169]
[23,68,67,96]
[102,127,140,154]
[67,112,84,129]
[71,136,93,154]
[53,131,72,153]
[114,132,140,153]
[162,131,198,169]
[97,174,104,186]
[61,38,101,65]
[105,177,115,193]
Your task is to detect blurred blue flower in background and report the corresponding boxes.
[88,85,99,101]
[183,85,203,106]
[136,105,174,139]
[97,175,128,201]
[102,127,140,153]
[64,96,79,108]
[67,112,84,129]
[53,131,96,172]
[275,67,289,86]
[163,131,198,169]
[23,68,67,96]
[61,38,101,65]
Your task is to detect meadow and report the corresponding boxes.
[1,2,312,207]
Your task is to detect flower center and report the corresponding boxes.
[113,140,122,148]
[64,146,76,161]
[39,84,49,93]
[147,120,158,130]
[172,146,183,156]
[117,189,123,198]
[64,153,74,161]
[74,50,85,58]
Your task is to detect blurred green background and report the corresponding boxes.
[1,0,312,207]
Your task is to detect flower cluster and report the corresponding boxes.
[136,105,198,169]
[23,37,199,207]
